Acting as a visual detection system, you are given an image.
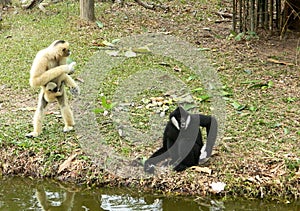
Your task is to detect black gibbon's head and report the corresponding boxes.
[50,40,71,58]
[169,107,191,131]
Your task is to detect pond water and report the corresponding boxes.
[0,177,299,211]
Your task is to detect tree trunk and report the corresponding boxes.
[80,0,95,21]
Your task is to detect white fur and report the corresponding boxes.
[185,115,191,129]
[200,144,207,159]
[171,116,180,130]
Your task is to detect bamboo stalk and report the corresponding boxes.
[264,0,269,29]
[280,0,288,38]
[254,0,258,30]
[233,0,237,32]
[246,0,250,31]
[270,0,274,30]
[258,0,263,28]
[232,0,284,33]
[243,0,247,31]
[239,0,243,32]
[250,0,255,31]
[275,0,280,29]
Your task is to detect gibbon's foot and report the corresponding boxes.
[25,131,39,138]
[70,86,80,96]
[63,126,74,133]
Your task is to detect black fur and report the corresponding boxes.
[53,40,66,46]
[47,81,64,93]
[144,106,214,173]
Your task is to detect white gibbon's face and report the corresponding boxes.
[51,40,71,58]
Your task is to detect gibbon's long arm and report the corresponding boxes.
[60,74,80,96]
[63,74,77,88]
[30,65,72,87]
[199,114,212,134]
[144,146,169,173]
[199,114,218,162]
[29,57,75,88]
[55,74,80,96]
[147,147,168,163]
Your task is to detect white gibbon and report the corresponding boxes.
[26,40,80,138]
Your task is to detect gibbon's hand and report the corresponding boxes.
[68,62,76,75]
[70,86,80,96]
[144,161,155,174]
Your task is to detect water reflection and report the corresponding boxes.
[0,177,199,211]
[35,184,75,210]
[101,194,162,210]
[0,177,299,211]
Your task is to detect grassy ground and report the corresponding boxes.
[0,0,299,202]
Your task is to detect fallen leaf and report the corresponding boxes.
[231,101,246,111]
[173,66,181,72]
[118,129,124,137]
[150,96,164,102]
[294,168,300,179]
[105,50,119,57]
[198,47,210,51]
[96,21,104,29]
[58,153,78,174]
[17,107,36,111]
[132,46,151,53]
[102,40,114,47]
[246,177,256,183]
[124,50,137,58]
[191,166,212,174]
[111,39,120,44]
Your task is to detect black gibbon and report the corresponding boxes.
[26,40,80,138]
[144,106,217,173]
